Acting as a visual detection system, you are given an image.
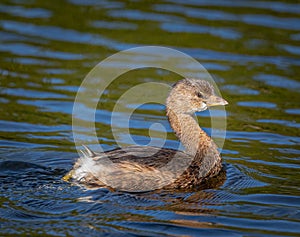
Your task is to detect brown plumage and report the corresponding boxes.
[64,78,228,192]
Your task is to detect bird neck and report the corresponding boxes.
[166,109,218,157]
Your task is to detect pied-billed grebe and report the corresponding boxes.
[64,78,228,191]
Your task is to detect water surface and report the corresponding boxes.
[0,0,299,236]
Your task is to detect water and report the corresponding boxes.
[0,0,299,236]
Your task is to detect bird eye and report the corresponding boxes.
[196,92,203,98]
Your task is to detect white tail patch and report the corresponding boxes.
[73,145,107,182]
[80,145,97,158]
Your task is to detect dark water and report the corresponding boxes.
[1,0,300,236]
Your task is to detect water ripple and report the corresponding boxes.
[161,22,241,39]
[0,4,52,18]
[254,74,300,91]
[0,20,136,50]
